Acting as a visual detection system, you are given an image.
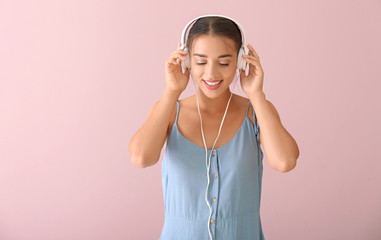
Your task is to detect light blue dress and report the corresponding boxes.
[160,99,265,240]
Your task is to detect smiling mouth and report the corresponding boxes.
[203,80,223,86]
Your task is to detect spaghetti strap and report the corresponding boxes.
[245,100,251,117]
[246,100,259,142]
[174,101,180,125]
[251,103,260,142]
[253,107,259,142]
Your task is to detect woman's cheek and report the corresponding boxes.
[190,66,203,76]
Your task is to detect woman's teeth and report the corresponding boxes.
[204,80,222,86]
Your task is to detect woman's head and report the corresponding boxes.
[186,16,242,57]
[185,16,243,98]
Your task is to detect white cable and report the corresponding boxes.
[190,75,233,240]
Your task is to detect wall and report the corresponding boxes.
[0,0,380,239]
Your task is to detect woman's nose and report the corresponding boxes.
[204,62,220,78]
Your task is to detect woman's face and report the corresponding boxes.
[190,34,238,98]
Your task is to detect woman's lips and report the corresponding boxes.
[202,79,223,90]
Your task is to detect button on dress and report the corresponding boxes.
[160,100,265,240]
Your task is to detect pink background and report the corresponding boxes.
[1,0,380,239]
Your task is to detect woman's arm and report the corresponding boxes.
[250,91,300,173]
[128,88,180,168]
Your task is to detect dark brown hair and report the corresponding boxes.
[185,16,243,56]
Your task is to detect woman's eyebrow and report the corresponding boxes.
[193,53,233,58]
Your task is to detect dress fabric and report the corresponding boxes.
[159,100,265,240]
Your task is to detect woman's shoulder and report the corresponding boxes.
[167,95,200,137]
[233,94,255,126]
[235,95,255,125]
[167,96,193,134]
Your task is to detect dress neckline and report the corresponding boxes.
[173,115,248,151]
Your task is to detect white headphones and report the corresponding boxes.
[178,14,248,240]
[179,14,249,72]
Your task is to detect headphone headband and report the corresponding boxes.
[180,14,247,52]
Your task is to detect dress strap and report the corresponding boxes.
[245,100,251,117]
[248,101,260,142]
[174,100,180,125]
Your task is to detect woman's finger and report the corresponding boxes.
[243,55,257,63]
[177,49,188,55]
[171,53,186,61]
[167,45,188,66]
[170,51,187,59]
[171,56,184,65]
[247,44,259,58]
[244,54,260,64]
[243,55,262,72]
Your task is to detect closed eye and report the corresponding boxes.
[196,63,229,66]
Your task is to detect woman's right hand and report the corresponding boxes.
[164,43,190,95]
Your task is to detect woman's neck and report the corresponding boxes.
[195,89,233,115]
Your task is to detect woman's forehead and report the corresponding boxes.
[191,35,236,56]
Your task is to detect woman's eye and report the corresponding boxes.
[196,63,229,66]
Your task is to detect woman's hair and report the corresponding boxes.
[185,16,243,56]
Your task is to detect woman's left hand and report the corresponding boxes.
[240,43,264,96]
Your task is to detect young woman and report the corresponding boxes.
[129,15,299,240]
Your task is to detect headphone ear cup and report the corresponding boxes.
[184,47,190,69]
[237,45,249,71]
[180,46,191,70]
[237,48,244,70]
